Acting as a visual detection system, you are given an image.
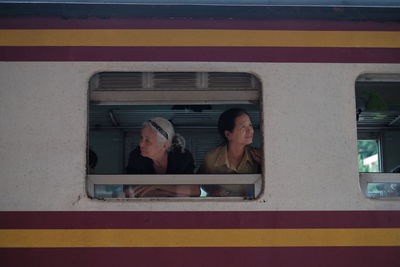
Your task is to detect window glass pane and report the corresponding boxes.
[357,140,380,172]
[367,183,400,198]
[94,185,123,198]
[93,184,256,199]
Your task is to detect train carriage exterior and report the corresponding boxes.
[0,1,400,266]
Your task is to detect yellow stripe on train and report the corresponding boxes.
[0,228,400,247]
[0,29,399,47]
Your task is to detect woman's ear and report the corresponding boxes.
[224,130,231,141]
[162,142,169,151]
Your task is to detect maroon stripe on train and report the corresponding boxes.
[0,211,400,229]
[1,247,399,267]
[0,46,400,63]
[1,17,400,30]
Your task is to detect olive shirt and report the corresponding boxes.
[198,145,260,197]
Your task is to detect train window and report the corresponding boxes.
[87,72,262,200]
[356,74,400,199]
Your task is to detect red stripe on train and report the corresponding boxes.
[1,211,400,229]
[1,17,400,31]
[1,47,400,63]
[1,247,399,267]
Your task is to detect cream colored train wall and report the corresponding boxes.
[0,62,399,211]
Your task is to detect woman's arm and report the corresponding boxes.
[134,185,200,197]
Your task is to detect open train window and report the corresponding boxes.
[356,74,400,199]
[87,72,262,200]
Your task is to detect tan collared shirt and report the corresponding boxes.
[198,145,260,197]
[199,145,259,174]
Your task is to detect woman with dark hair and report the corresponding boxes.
[123,117,200,198]
[198,108,261,197]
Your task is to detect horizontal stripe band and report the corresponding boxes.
[1,47,399,63]
[1,228,400,247]
[2,18,400,31]
[2,211,400,229]
[2,247,400,267]
[0,29,400,47]
[1,3,400,22]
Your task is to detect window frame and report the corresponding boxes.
[356,73,400,199]
[87,71,264,200]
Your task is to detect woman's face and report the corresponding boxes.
[139,125,167,160]
[225,113,254,146]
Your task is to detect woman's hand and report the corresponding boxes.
[204,185,230,197]
[250,147,262,164]
[133,185,161,197]
[209,189,230,197]
[132,185,200,197]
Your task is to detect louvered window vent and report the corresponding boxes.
[90,72,260,91]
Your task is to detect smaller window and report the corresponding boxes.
[356,74,400,199]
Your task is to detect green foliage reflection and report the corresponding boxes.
[357,140,379,172]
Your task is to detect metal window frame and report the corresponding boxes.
[87,174,262,200]
[87,71,264,201]
[91,90,259,104]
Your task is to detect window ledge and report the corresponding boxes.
[87,174,262,199]
[359,173,400,199]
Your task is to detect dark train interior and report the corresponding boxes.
[88,72,261,176]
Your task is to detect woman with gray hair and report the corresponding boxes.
[124,117,200,197]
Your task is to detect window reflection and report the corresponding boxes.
[367,183,400,198]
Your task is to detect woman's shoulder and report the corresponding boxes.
[168,149,195,174]
[244,145,255,153]
[204,145,226,160]
[128,147,154,165]
[197,145,226,174]
[169,148,194,161]
[126,147,154,174]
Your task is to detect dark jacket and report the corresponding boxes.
[126,147,195,174]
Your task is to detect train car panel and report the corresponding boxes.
[1,62,399,210]
[0,1,399,266]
